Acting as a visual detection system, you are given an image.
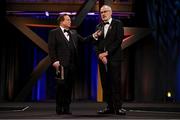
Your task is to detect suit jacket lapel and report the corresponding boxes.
[58,28,69,46]
[57,28,77,50]
[104,20,114,39]
[69,31,77,49]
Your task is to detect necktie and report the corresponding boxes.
[64,29,70,33]
[64,29,70,41]
[103,22,109,25]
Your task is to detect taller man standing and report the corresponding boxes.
[93,5,126,115]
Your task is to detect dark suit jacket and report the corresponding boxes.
[48,27,84,67]
[95,19,124,61]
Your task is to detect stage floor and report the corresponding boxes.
[0,101,180,119]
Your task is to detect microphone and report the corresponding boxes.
[93,24,103,38]
[97,24,103,32]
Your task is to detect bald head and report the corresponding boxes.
[100,5,112,22]
[100,5,112,12]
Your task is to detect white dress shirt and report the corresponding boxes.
[104,18,112,38]
[60,26,70,41]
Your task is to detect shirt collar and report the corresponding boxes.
[104,18,112,25]
[60,26,69,33]
[60,26,65,32]
[108,18,112,24]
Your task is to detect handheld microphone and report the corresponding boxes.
[97,24,103,32]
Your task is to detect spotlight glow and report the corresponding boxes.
[45,11,49,16]
[88,12,95,15]
[59,12,71,15]
[167,91,172,97]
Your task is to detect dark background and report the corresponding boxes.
[0,0,180,103]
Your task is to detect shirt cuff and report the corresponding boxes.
[53,61,60,66]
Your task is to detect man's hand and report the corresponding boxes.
[93,30,102,40]
[101,57,108,64]
[99,51,108,64]
[52,61,60,70]
[98,51,108,60]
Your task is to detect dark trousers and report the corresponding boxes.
[56,64,76,109]
[99,60,122,110]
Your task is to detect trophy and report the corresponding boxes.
[55,65,64,83]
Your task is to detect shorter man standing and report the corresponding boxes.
[48,14,80,115]
[48,14,99,115]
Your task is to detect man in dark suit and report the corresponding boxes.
[48,14,88,115]
[93,5,126,115]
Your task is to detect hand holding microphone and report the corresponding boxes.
[93,29,102,40]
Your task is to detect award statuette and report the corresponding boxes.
[55,65,64,83]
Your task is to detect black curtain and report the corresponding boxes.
[0,0,6,101]
[124,0,180,102]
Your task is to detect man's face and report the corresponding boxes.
[100,6,112,22]
[61,15,71,29]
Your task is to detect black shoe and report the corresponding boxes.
[115,109,126,115]
[56,106,63,115]
[63,106,72,115]
[63,111,72,115]
[97,108,115,114]
[121,108,126,112]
